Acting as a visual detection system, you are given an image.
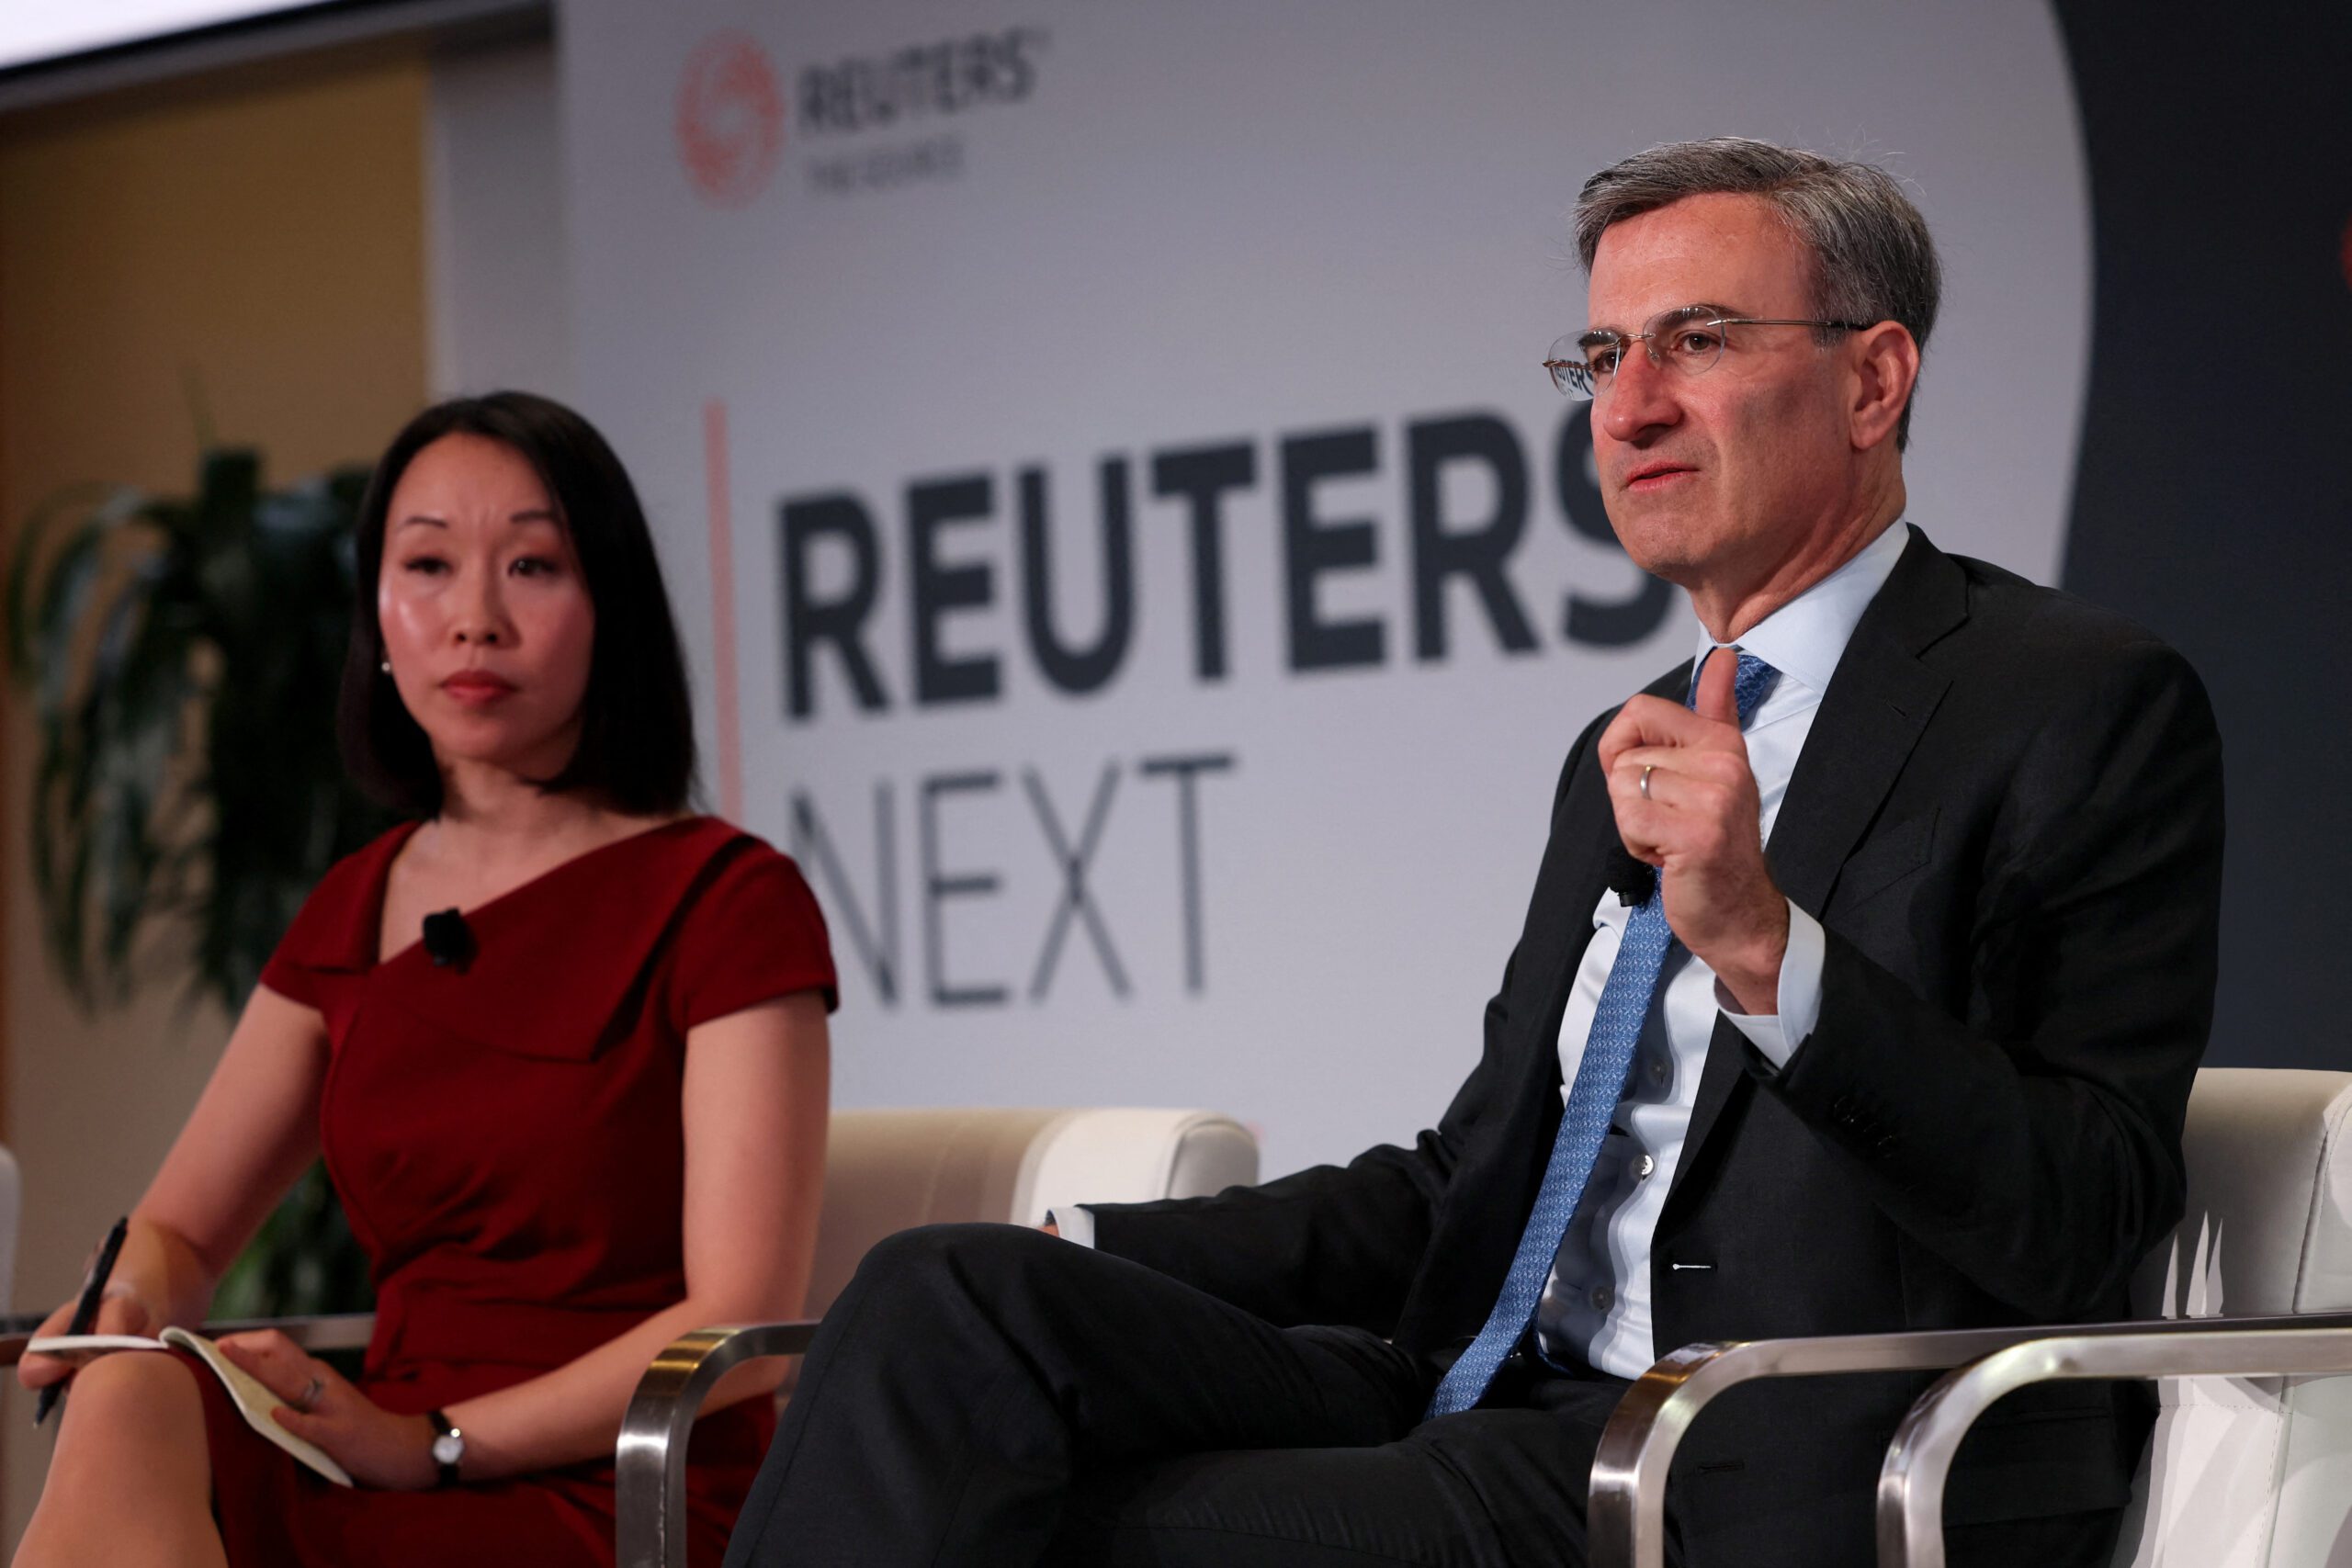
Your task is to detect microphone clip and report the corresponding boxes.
[421,908,476,970]
[1605,846,1654,908]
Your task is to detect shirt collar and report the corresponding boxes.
[1688,520,1911,698]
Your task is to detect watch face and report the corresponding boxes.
[432,1430,463,1466]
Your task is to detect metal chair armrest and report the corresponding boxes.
[1590,1324,2063,1568]
[0,1311,377,1368]
[616,1321,820,1568]
[1880,1313,2352,1568]
[1589,1312,2352,1568]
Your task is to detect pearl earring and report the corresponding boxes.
[380,659,392,675]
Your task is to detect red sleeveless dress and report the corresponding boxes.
[183,817,834,1566]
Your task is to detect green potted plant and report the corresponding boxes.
[6,445,391,1317]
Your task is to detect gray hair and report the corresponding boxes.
[1573,137,1941,449]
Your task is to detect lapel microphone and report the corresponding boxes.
[1604,844,1652,908]
[421,908,476,969]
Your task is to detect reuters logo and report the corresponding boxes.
[676,32,784,209]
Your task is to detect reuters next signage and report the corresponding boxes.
[562,0,2093,1176]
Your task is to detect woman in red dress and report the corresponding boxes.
[15,392,834,1567]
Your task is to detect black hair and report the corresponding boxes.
[337,391,697,817]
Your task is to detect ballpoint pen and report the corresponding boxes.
[34,1215,130,1428]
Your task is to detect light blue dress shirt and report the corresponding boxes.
[1535,520,1910,1377]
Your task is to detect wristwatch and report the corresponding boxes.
[426,1408,464,1488]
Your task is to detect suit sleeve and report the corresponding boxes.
[1084,717,1609,1332]
[1765,637,2223,1320]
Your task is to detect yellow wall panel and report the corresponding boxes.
[0,49,427,1548]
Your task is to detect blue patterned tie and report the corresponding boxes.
[1425,648,1778,1417]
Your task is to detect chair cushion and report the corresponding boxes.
[2117,1068,2352,1567]
[808,1108,1258,1320]
[2132,1069,2352,1320]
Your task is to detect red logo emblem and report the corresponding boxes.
[676,32,785,209]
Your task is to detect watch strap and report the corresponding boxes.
[426,1406,462,1488]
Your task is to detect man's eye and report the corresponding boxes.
[1669,329,1723,356]
[1587,344,1622,375]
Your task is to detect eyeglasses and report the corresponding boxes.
[1543,303,1871,399]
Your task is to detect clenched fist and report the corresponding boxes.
[1596,649,1786,1013]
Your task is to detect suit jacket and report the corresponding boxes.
[1088,527,2226,1566]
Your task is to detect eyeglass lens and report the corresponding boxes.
[1547,305,1729,400]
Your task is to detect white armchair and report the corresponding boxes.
[615,1106,1260,1568]
[0,1142,20,1313]
[1591,1067,2352,1567]
[1903,1068,2352,1567]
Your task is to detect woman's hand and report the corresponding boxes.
[16,1280,164,1392]
[213,1330,440,1491]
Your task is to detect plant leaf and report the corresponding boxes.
[14,439,387,1311]
[6,480,122,676]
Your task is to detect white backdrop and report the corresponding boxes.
[558,0,2090,1180]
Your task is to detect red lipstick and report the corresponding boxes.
[441,669,518,705]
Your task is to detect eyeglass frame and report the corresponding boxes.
[1543,303,1876,398]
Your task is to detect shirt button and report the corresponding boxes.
[1589,1285,1614,1312]
[1634,1154,1657,1179]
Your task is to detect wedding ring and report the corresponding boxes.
[1639,764,1655,801]
[294,1374,324,1413]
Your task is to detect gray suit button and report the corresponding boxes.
[1590,1285,1614,1312]
[1634,1154,1657,1179]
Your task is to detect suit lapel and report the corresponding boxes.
[1765,534,1963,917]
[1671,528,1968,1189]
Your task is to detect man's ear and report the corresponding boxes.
[1847,321,1920,452]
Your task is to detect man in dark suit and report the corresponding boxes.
[723,138,2223,1568]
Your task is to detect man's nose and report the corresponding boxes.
[1600,346,1681,444]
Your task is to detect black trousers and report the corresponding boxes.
[719,1224,2121,1568]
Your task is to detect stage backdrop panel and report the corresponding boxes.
[559,0,2089,1179]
